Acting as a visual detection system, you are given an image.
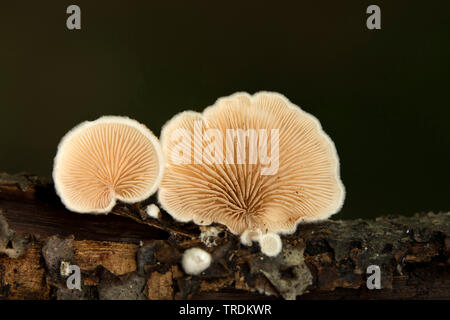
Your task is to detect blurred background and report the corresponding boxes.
[0,1,449,220]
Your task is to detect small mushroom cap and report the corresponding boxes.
[181,248,212,275]
[146,204,161,219]
[158,92,345,235]
[53,116,163,214]
[259,233,282,257]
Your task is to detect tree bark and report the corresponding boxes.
[0,173,449,300]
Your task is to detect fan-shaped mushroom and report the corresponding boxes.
[158,92,345,250]
[53,116,163,214]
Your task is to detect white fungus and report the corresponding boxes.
[181,248,212,275]
[240,229,263,246]
[259,233,282,257]
[146,204,161,219]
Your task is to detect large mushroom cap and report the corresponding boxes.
[53,116,163,214]
[158,92,345,235]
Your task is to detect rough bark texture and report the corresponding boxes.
[0,173,449,300]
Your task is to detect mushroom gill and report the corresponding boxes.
[53,116,163,214]
[158,92,345,237]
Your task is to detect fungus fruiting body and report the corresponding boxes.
[158,92,345,253]
[259,233,282,257]
[146,204,161,219]
[181,248,212,275]
[240,229,263,247]
[53,116,163,214]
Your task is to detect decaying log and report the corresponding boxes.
[0,172,449,300]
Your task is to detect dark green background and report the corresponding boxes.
[0,1,449,219]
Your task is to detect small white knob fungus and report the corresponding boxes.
[259,233,282,257]
[53,116,164,214]
[146,204,161,219]
[181,248,212,275]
